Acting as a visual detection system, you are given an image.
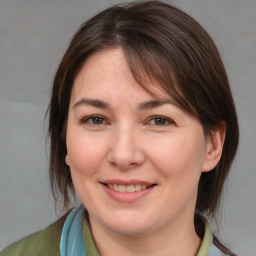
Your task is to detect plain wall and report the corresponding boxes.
[0,0,255,255]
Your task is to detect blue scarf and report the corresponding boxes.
[60,204,86,256]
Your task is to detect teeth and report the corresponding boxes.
[135,184,141,192]
[141,184,147,190]
[119,185,126,193]
[127,185,135,193]
[107,184,150,193]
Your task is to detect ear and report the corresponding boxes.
[202,122,226,172]
[65,155,70,166]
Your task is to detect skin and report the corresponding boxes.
[65,48,225,256]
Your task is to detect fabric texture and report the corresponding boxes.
[197,220,225,256]
[60,204,85,256]
[82,214,100,256]
[0,210,70,256]
[0,205,225,256]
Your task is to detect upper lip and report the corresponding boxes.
[100,179,155,186]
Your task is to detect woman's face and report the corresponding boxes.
[66,48,216,237]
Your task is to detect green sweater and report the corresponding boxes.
[0,214,65,256]
[0,211,216,256]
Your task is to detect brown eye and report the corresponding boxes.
[91,116,104,124]
[148,116,173,126]
[154,117,167,125]
[82,115,107,125]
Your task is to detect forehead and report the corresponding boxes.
[71,48,175,103]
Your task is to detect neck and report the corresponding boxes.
[89,215,201,256]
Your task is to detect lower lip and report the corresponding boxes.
[101,184,155,203]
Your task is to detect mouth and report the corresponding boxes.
[101,183,156,193]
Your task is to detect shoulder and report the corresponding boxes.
[0,210,71,256]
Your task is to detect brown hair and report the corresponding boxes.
[47,1,238,254]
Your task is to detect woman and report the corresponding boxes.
[0,1,239,255]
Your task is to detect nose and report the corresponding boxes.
[107,127,145,170]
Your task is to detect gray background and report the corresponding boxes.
[0,0,255,255]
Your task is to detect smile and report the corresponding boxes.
[100,181,156,203]
[106,184,153,193]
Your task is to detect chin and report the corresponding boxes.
[109,222,153,237]
[99,211,156,236]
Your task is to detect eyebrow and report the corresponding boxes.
[72,98,178,110]
[73,98,111,109]
[137,99,179,110]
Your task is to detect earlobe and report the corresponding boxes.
[65,155,70,166]
[202,122,226,172]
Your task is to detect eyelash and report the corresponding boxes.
[81,115,109,125]
[80,115,174,127]
[147,116,174,126]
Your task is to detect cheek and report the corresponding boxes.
[67,133,107,176]
[148,134,205,181]
[66,135,107,204]
[148,137,185,171]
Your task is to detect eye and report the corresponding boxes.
[81,115,108,125]
[148,116,174,126]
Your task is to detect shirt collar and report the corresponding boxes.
[197,220,214,256]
